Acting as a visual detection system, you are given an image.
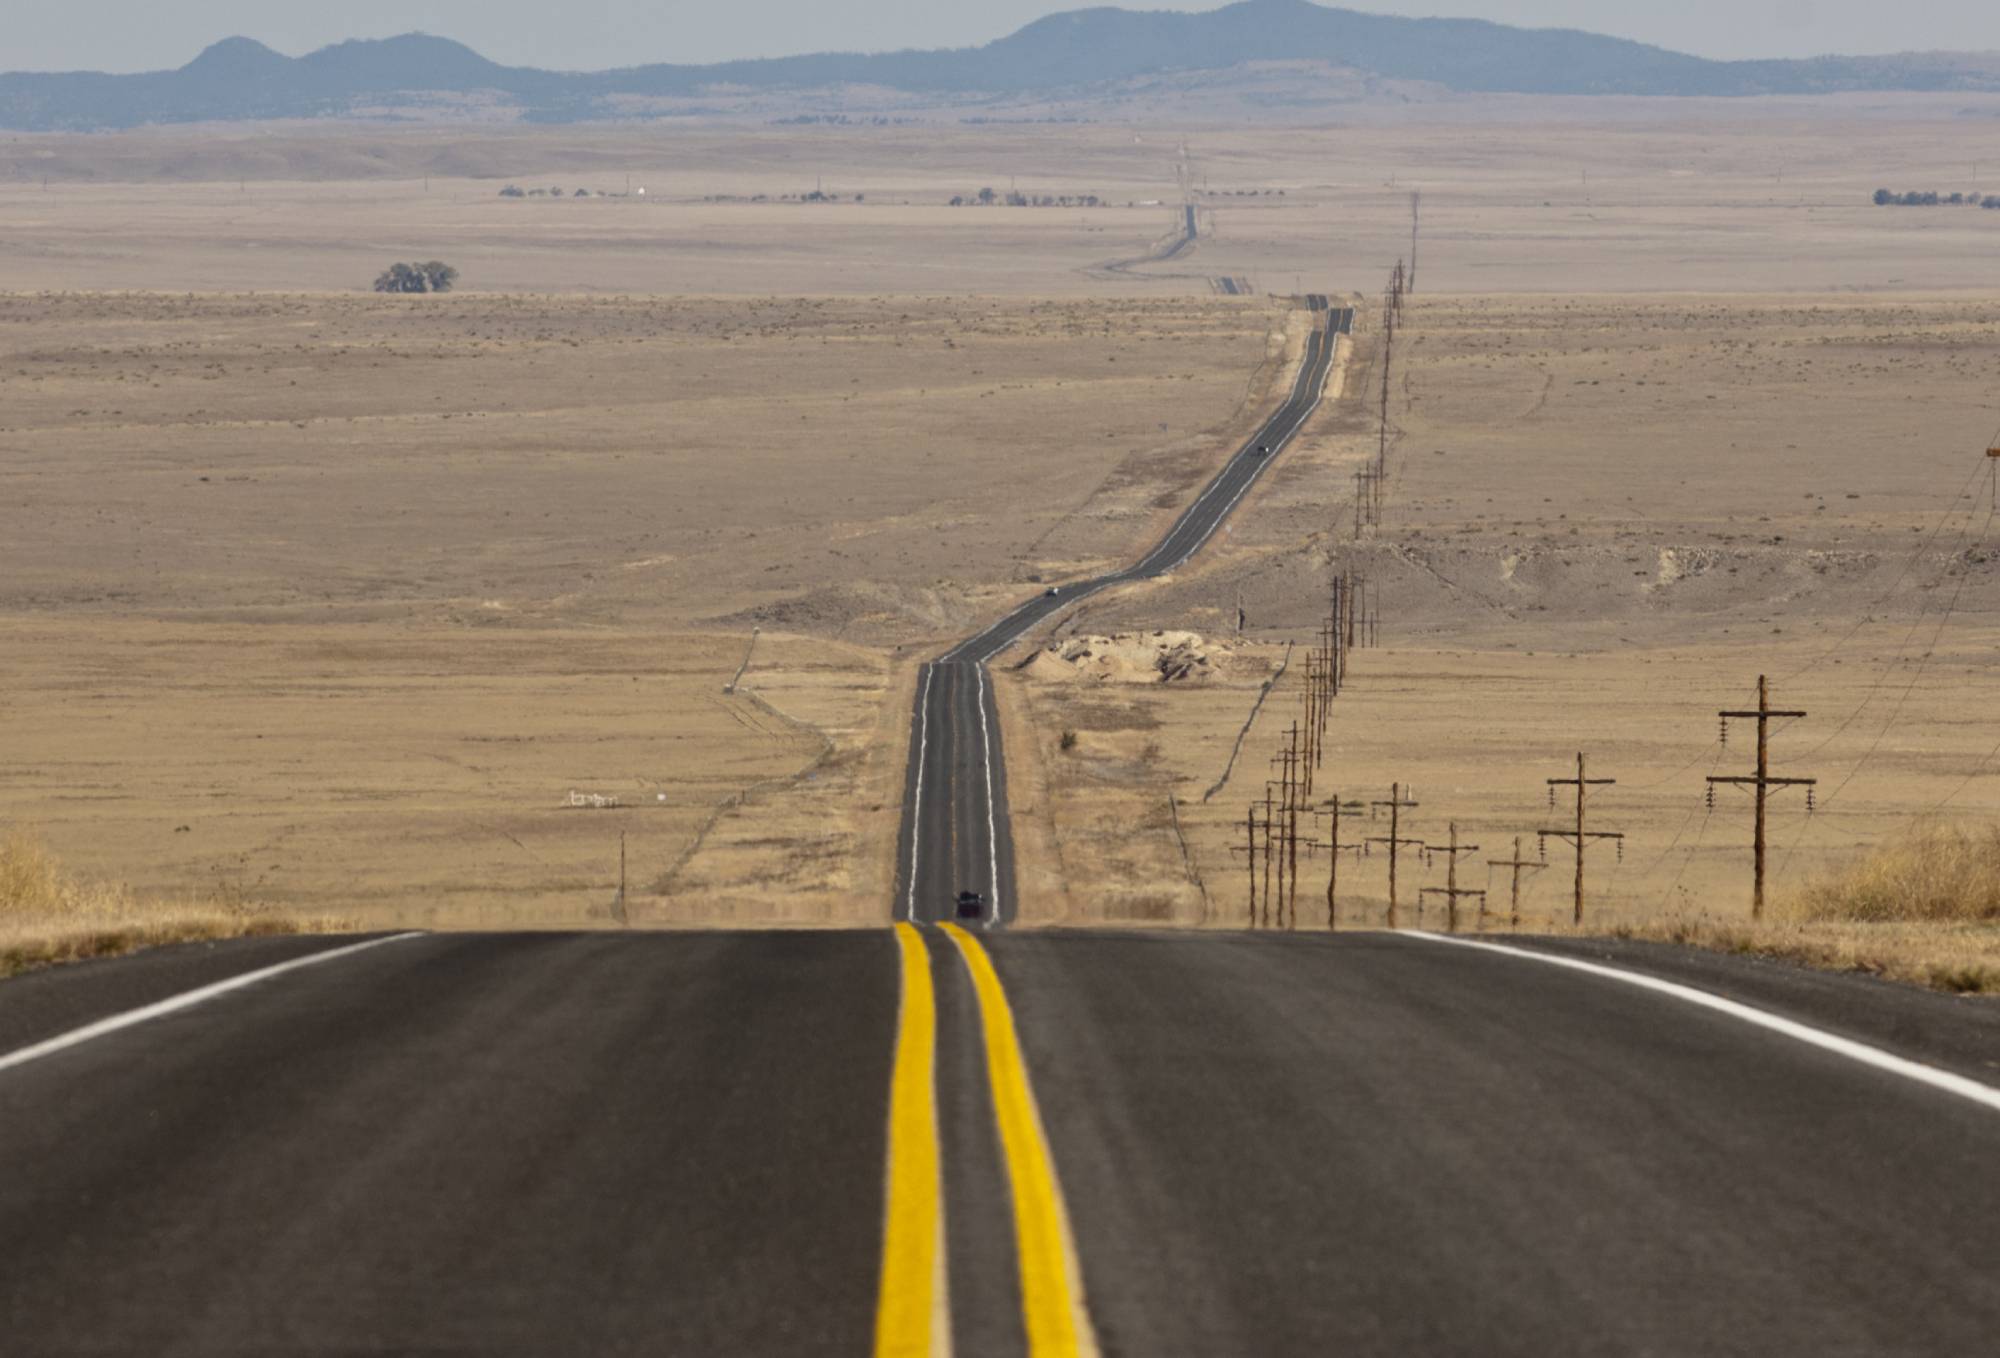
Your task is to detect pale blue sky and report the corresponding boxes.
[9,1,2000,74]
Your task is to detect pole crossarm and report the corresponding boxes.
[1418,822,1485,933]
[1542,751,1618,926]
[1487,835,1547,930]
[1709,675,1816,919]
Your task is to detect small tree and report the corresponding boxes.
[372,261,457,294]
[977,186,996,205]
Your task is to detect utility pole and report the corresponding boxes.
[1283,724,1303,928]
[1409,191,1421,294]
[1486,835,1547,931]
[1301,657,1319,798]
[1237,806,1259,927]
[1315,797,1366,929]
[1267,768,1292,931]
[1262,785,1277,927]
[1378,304,1394,468]
[1707,675,1815,920]
[1540,753,1622,927]
[614,830,628,925]
[1419,822,1485,934]
[1368,783,1423,927]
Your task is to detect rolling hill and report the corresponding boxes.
[5,0,2000,130]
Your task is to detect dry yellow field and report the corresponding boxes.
[0,287,1288,927]
[3,113,2000,979]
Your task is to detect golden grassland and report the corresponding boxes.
[8,114,2000,992]
[1625,820,2000,994]
[0,828,344,979]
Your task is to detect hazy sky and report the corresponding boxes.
[10,1,2000,74]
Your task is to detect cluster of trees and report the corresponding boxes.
[948,187,1104,208]
[373,261,459,294]
[500,185,595,198]
[1873,188,2000,209]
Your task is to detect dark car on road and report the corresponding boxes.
[954,890,985,920]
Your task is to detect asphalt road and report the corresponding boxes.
[896,306,1353,926]
[5,927,1996,1355]
[990,931,2000,1356]
[0,932,898,1356]
[9,291,1998,1355]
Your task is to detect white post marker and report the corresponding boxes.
[1407,932,2000,1115]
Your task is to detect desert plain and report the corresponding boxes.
[4,104,2000,981]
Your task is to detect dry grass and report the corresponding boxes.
[1606,822,2000,994]
[1792,819,2000,924]
[0,828,341,979]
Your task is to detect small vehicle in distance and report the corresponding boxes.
[1045,586,1060,598]
[1256,443,1272,456]
[955,890,986,920]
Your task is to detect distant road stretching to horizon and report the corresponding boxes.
[1,298,1996,1355]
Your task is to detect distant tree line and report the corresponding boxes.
[373,261,458,294]
[948,187,1104,208]
[1874,188,2000,209]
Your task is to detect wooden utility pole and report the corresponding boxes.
[1419,822,1485,934]
[1315,797,1367,929]
[1367,783,1423,927]
[1240,806,1259,927]
[1486,836,1547,931]
[1378,305,1394,467]
[1540,753,1622,927]
[1262,785,1277,927]
[1285,724,1302,927]
[1409,191,1421,294]
[1301,657,1319,797]
[614,830,628,924]
[1706,675,1815,920]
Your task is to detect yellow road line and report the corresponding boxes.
[939,923,1100,1357]
[876,923,948,1357]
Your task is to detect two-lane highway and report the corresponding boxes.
[897,305,1353,926]
[5,924,1997,1355]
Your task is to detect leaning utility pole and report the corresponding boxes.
[1540,753,1622,927]
[1706,675,1816,920]
[1419,822,1485,934]
[1368,783,1423,927]
[1486,835,1548,931]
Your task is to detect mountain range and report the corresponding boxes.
[5,0,2000,131]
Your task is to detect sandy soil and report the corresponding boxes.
[7,110,2000,296]
[7,117,2000,959]
[1004,294,2000,965]
[0,289,1286,925]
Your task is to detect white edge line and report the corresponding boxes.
[0,931,425,1077]
[905,663,934,923]
[951,317,1343,667]
[1180,328,1334,562]
[1406,932,2000,1115]
[976,664,1001,928]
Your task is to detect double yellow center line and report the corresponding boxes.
[875,922,1098,1357]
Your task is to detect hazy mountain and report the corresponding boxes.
[5,1,2000,131]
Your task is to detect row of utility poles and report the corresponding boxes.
[1235,671,1816,931]
[1357,259,1409,536]
[1237,571,1375,929]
